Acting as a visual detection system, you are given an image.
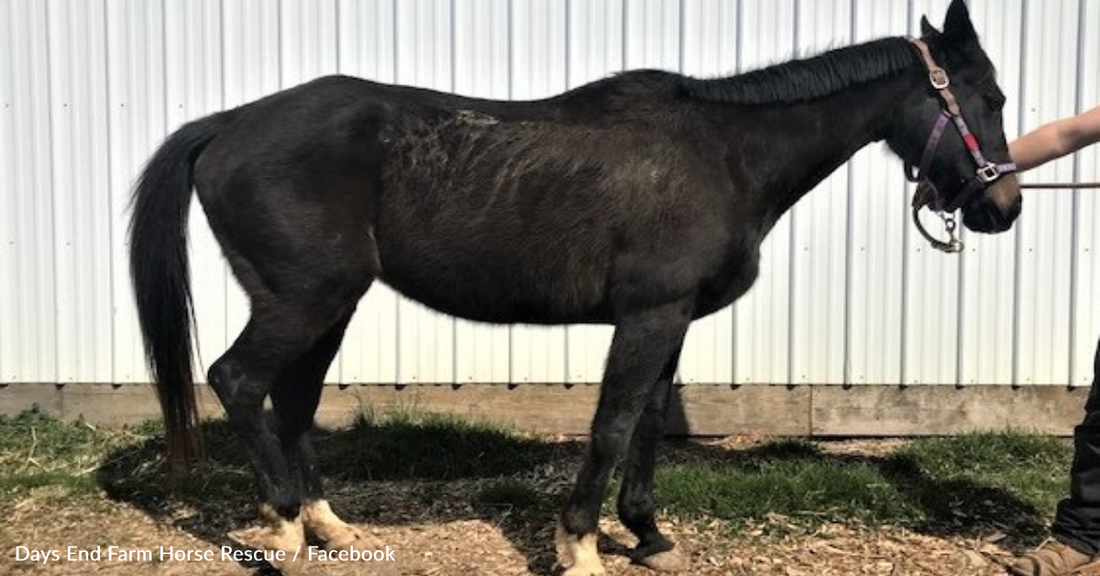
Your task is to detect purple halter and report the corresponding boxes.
[906,39,1016,251]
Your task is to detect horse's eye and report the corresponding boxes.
[987,93,1006,112]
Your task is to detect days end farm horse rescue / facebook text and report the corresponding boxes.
[129,0,1019,574]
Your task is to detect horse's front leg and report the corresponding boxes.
[616,352,687,571]
[557,299,692,576]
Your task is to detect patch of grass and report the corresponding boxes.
[902,432,1070,477]
[0,408,140,498]
[897,432,1072,517]
[653,433,1070,536]
[654,443,916,527]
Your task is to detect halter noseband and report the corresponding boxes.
[906,38,1017,253]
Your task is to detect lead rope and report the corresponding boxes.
[913,182,1100,254]
[1021,182,1100,189]
[912,205,962,253]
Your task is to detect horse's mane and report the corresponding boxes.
[680,37,919,105]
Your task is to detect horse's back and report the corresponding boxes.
[191,73,741,325]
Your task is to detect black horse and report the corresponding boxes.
[129,1,1020,574]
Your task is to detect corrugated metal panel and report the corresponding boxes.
[1016,0,1080,386]
[49,0,113,383]
[958,0,1025,386]
[335,0,399,384]
[846,0,909,386]
[2,0,56,384]
[2,0,1098,389]
[563,0,619,385]
[788,0,851,385]
[678,0,737,384]
[1073,0,1100,387]
[174,1,231,383]
[732,0,796,385]
[0,1,13,383]
[451,0,512,384]
[107,0,166,384]
[903,0,960,386]
[508,0,569,384]
[563,0,680,385]
[393,0,457,384]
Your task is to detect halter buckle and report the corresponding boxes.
[928,67,950,90]
[977,162,1001,183]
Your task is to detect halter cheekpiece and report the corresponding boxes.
[906,38,1017,253]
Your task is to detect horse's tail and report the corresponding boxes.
[129,110,236,473]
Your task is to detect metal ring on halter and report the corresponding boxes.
[911,205,963,253]
[928,67,950,90]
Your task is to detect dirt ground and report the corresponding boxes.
[0,495,1028,576]
[0,438,1053,576]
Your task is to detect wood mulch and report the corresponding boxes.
[0,438,1047,576]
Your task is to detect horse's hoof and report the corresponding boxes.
[269,552,308,576]
[637,548,688,572]
[322,525,384,553]
[227,525,309,576]
[555,524,606,576]
[229,505,309,575]
[302,499,383,552]
[562,565,608,576]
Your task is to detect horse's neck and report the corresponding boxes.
[723,67,921,227]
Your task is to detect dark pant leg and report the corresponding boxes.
[1052,339,1100,556]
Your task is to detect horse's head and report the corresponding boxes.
[888,0,1021,237]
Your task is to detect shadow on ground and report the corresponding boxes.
[95,406,1052,575]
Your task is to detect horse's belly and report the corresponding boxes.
[374,237,613,325]
[379,274,614,325]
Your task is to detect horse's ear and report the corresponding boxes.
[943,0,977,40]
[920,15,940,37]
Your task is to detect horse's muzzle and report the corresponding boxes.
[962,175,1022,234]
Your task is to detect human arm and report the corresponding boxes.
[1008,105,1100,172]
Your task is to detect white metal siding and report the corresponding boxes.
[1,0,1098,387]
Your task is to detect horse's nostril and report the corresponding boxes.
[962,190,1022,234]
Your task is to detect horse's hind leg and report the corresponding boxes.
[616,353,686,571]
[269,309,379,552]
[209,273,369,573]
[209,312,318,571]
[557,298,692,576]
